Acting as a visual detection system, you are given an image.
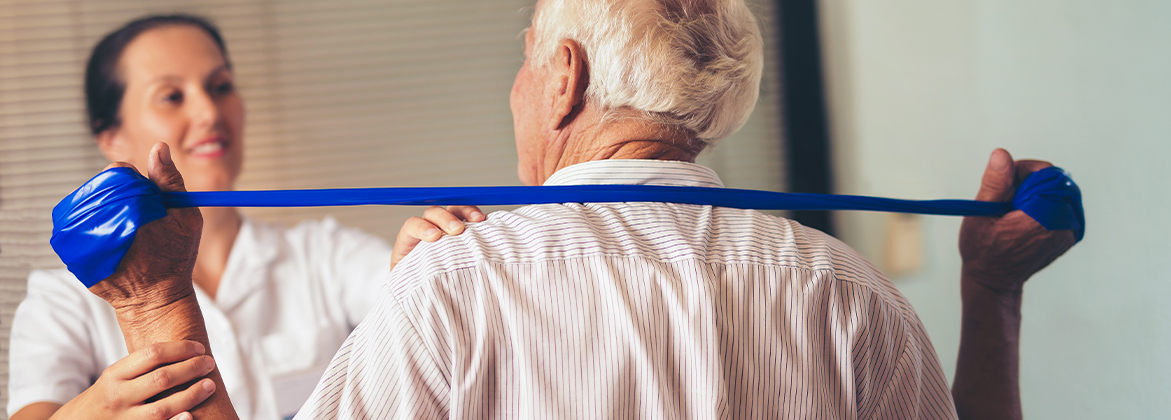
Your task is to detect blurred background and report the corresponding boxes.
[1,0,1167,418]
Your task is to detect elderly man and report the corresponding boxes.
[85,0,1074,419]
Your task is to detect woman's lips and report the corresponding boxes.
[188,138,228,158]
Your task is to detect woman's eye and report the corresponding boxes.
[163,91,183,104]
[213,81,234,95]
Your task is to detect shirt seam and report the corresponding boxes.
[407,251,889,300]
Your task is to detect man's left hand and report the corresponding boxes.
[959,148,1077,292]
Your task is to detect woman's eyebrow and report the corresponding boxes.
[148,75,185,84]
[145,64,230,85]
[204,65,231,82]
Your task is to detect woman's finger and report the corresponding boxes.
[130,378,215,420]
[125,355,216,404]
[107,341,206,380]
[423,206,468,235]
[392,216,444,270]
[446,205,486,223]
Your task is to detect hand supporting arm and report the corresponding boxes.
[88,143,241,420]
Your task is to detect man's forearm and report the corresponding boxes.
[113,290,240,420]
[952,275,1024,420]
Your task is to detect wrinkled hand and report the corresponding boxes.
[88,143,203,313]
[392,206,485,270]
[959,149,1077,292]
[51,341,216,420]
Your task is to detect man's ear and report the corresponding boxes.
[547,39,588,131]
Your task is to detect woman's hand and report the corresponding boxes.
[392,206,485,270]
[46,341,216,420]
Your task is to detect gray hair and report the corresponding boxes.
[531,0,764,147]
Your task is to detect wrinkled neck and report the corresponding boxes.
[542,105,703,183]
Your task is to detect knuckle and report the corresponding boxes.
[101,364,118,379]
[145,404,172,420]
[399,219,423,236]
[143,343,165,364]
[152,369,174,388]
[188,382,209,404]
[425,206,452,218]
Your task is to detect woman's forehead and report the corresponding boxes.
[119,25,226,82]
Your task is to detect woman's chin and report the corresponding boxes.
[184,179,234,192]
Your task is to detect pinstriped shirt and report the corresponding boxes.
[297,160,958,419]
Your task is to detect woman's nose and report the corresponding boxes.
[187,89,220,126]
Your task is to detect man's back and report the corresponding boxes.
[298,160,957,420]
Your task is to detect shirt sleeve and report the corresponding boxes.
[295,292,449,420]
[318,217,394,327]
[6,270,102,416]
[850,283,958,420]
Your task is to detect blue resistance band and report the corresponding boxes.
[51,166,1084,287]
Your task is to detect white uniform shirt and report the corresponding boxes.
[297,160,957,419]
[8,216,393,420]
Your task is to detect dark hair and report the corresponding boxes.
[84,14,232,135]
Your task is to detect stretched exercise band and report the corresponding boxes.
[52,166,1084,287]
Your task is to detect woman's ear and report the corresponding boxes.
[94,128,125,163]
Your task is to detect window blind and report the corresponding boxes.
[0,1,782,415]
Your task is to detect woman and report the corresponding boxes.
[7,15,481,420]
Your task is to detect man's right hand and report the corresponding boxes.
[87,143,203,318]
[79,143,240,420]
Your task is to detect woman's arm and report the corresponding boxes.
[9,403,60,420]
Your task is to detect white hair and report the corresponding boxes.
[531,0,763,147]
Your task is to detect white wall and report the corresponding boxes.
[818,0,1171,418]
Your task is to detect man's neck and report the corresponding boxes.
[543,106,704,182]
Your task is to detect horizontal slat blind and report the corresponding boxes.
[0,1,782,416]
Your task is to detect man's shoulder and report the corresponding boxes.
[391,202,888,285]
[388,204,579,278]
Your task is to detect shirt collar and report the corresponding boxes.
[542,159,724,188]
[212,215,279,310]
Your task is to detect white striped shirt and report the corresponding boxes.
[297,160,957,419]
